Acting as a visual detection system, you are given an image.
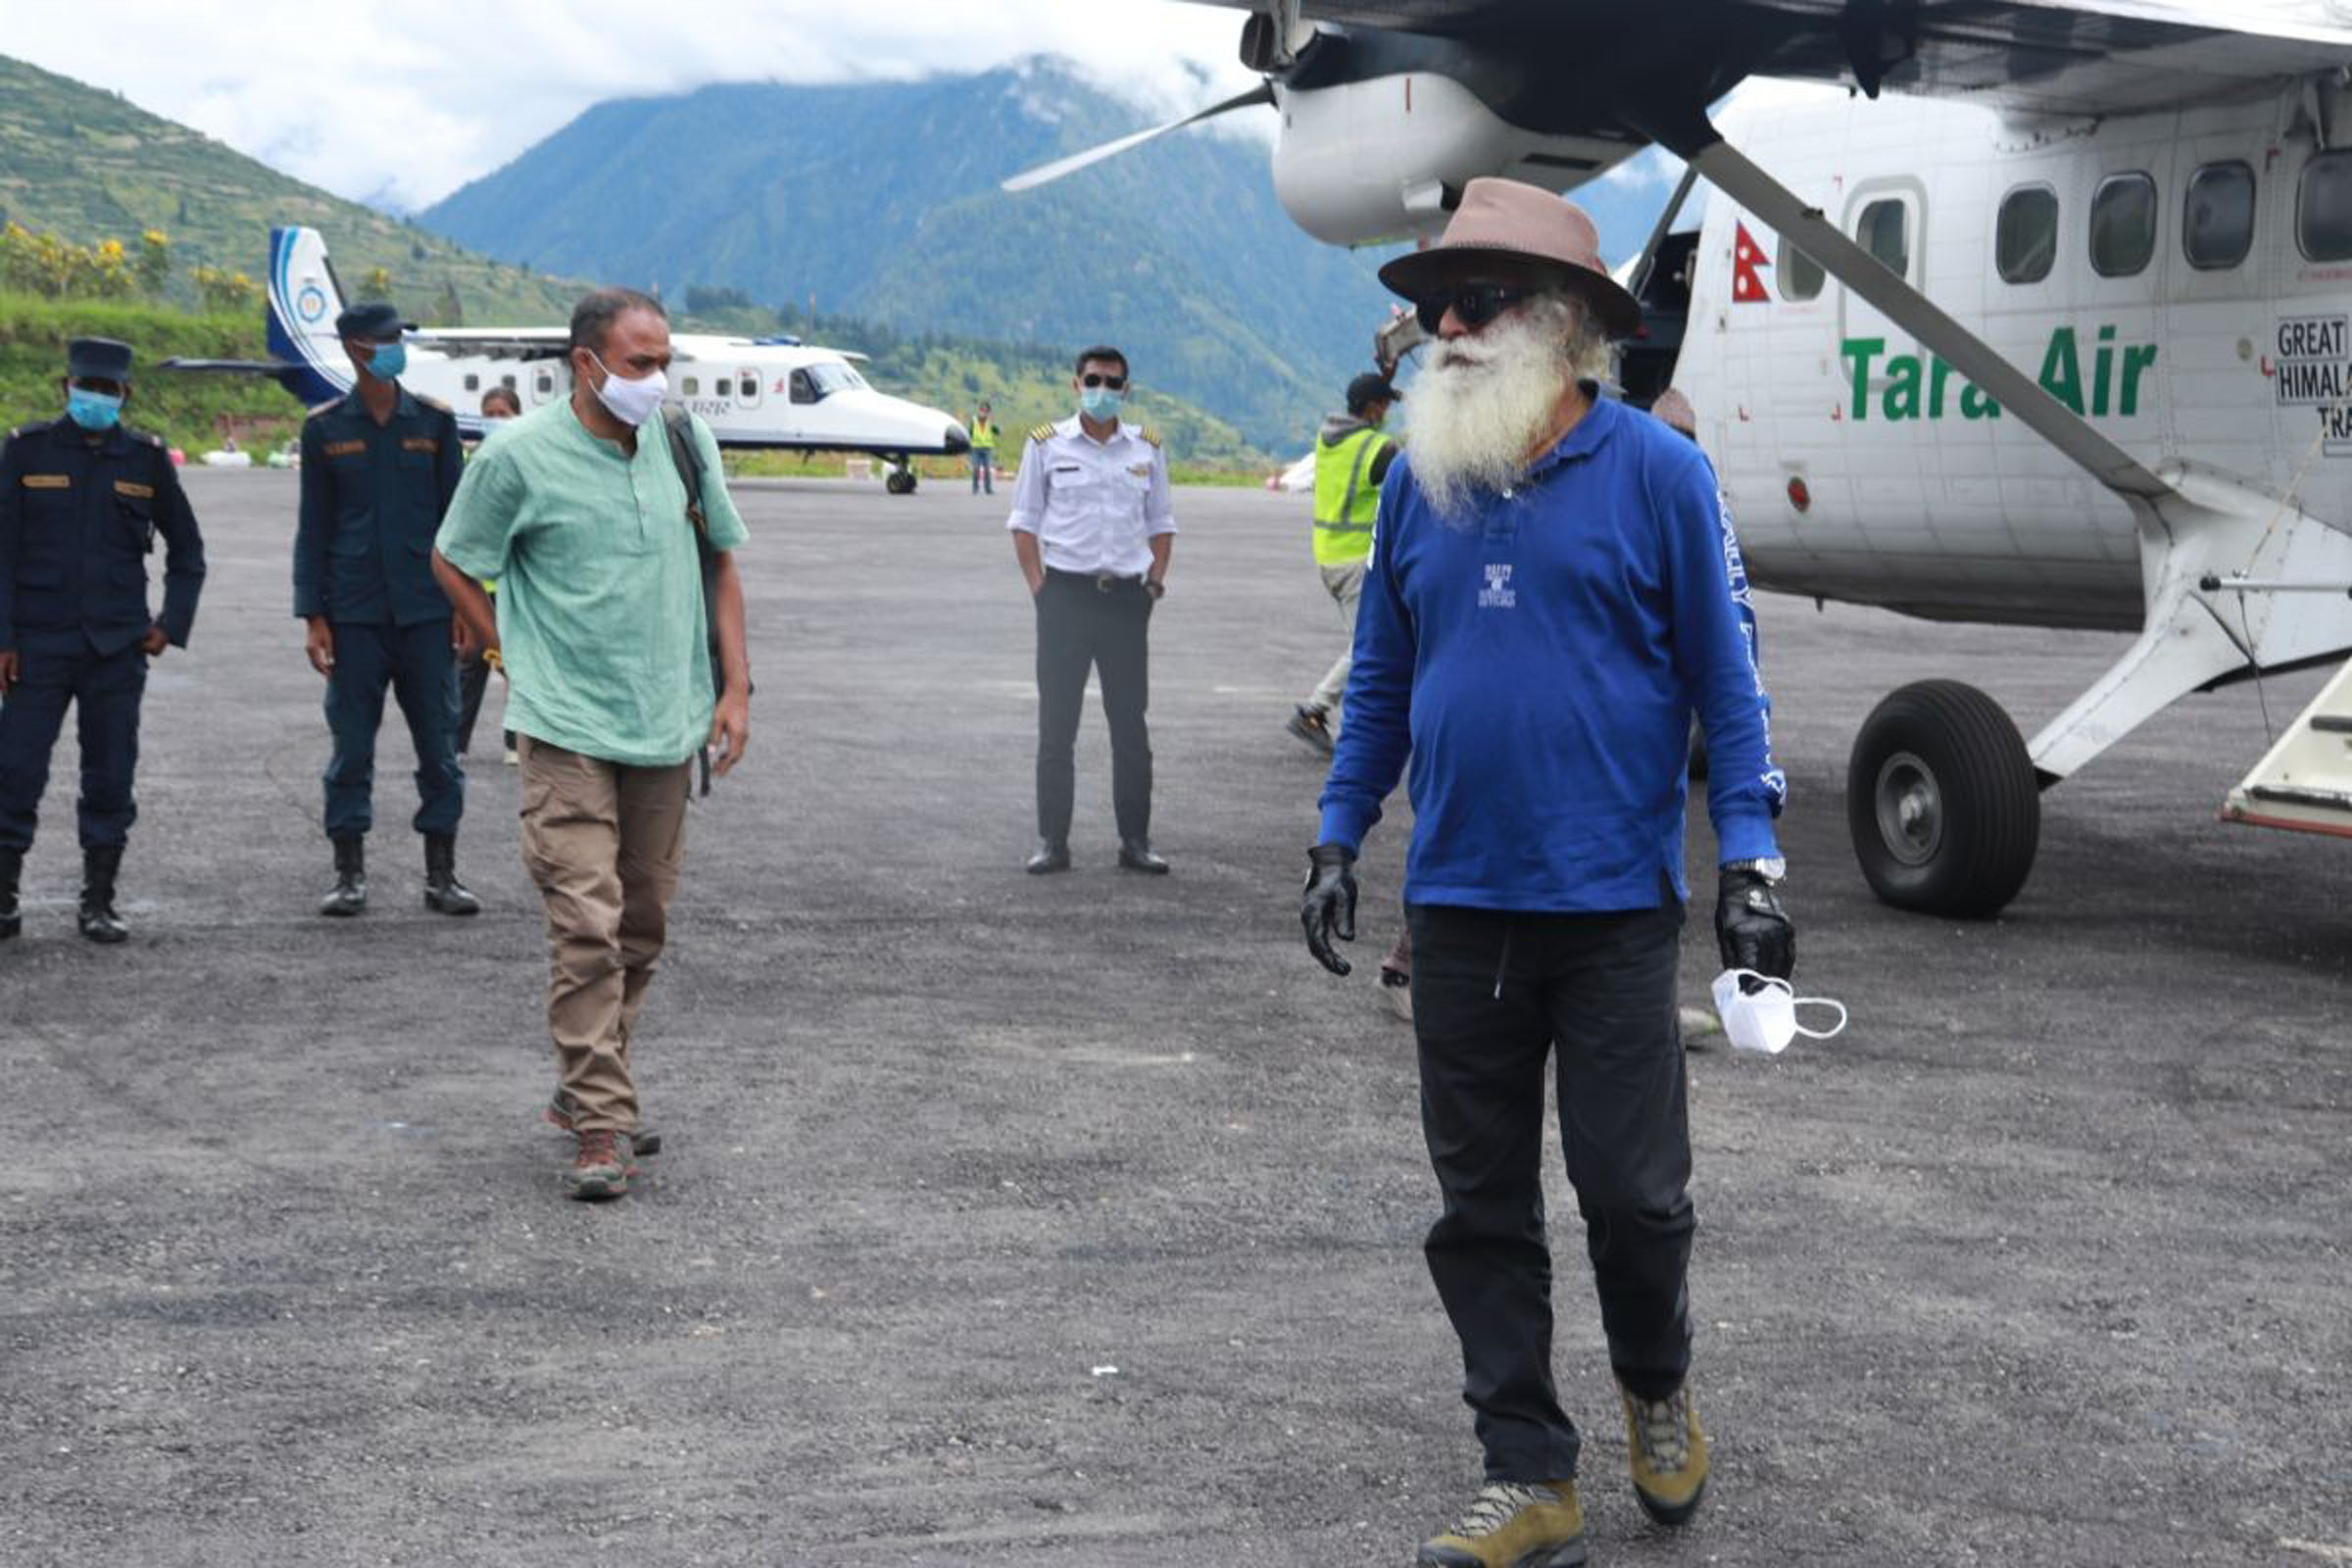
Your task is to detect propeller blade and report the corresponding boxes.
[1001,81,1276,193]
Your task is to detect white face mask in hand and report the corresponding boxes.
[1710,969,1847,1056]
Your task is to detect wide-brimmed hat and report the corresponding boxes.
[1378,177,1643,341]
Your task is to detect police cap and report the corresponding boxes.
[67,337,134,382]
[335,301,414,341]
[1346,372,1399,414]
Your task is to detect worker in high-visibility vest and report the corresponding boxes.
[969,400,998,495]
[1287,372,1400,757]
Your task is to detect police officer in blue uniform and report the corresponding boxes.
[0,337,206,943]
[295,302,476,918]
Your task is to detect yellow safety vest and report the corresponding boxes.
[1311,426,1390,566]
[970,414,997,451]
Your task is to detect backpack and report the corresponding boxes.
[659,407,739,794]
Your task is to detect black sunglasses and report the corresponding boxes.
[1415,284,1537,335]
[1080,372,1127,390]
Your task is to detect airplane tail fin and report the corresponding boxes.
[266,225,354,405]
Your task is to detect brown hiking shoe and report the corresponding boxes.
[1621,1382,1710,1526]
[1416,1479,1587,1567]
[564,1129,636,1200]
[545,1091,661,1156]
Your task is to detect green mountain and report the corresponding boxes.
[0,53,1259,466]
[422,60,1409,452]
[0,53,576,323]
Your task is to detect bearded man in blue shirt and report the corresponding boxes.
[1299,178,1796,1568]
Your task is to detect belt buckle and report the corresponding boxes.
[1094,572,1115,594]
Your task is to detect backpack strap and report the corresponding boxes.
[660,405,709,541]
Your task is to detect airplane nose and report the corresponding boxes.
[943,421,971,455]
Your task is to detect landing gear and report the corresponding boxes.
[1846,679,2040,918]
[884,456,917,495]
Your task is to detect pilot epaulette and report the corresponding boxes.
[414,392,451,414]
[127,426,165,449]
[1028,422,1056,443]
[304,398,343,419]
[8,421,41,440]
[1139,426,1162,449]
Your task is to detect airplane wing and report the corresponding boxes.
[1193,1,2352,118]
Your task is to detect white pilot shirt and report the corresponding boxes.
[1004,414,1176,576]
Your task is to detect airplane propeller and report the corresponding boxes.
[1001,79,1278,193]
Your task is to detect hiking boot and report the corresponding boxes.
[0,846,22,941]
[1417,1479,1587,1568]
[545,1091,660,1156]
[77,846,128,944]
[422,832,480,916]
[320,835,367,917]
[1286,704,1335,756]
[564,1128,636,1200]
[1621,1382,1710,1526]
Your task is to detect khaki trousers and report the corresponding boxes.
[516,736,692,1134]
[1306,560,1367,721]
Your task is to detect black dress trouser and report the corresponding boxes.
[1406,896,1695,1484]
[1033,571,1152,846]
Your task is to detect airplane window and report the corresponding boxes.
[2296,149,2352,261]
[1996,186,2058,283]
[1855,199,1908,277]
[682,376,701,396]
[712,378,732,398]
[501,374,516,389]
[534,371,553,395]
[789,369,817,404]
[2184,163,2255,270]
[1779,235,1824,300]
[464,372,481,392]
[2090,172,2157,277]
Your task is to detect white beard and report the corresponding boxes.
[1402,299,1588,524]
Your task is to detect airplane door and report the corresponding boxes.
[736,368,761,409]
[529,365,558,407]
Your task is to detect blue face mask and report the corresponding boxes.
[1079,385,1122,421]
[66,387,122,431]
[366,340,408,381]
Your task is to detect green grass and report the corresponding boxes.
[0,288,296,454]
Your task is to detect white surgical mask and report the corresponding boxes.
[588,351,667,427]
[1709,969,1847,1056]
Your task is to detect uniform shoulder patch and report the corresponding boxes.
[1139,426,1162,449]
[1028,423,1056,444]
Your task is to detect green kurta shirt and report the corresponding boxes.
[434,399,748,767]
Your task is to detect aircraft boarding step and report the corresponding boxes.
[2223,657,2352,839]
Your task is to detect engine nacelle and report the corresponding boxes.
[1269,74,1640,249]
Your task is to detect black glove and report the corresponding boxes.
[1715,867,1794,981]
[1301,843,1359,975]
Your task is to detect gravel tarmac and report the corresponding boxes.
[4,468,2347,1567]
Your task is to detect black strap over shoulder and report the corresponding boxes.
[660,407,730,797]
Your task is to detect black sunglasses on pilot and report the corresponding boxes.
[1080,372,1127,390]
[1415,284,1537,335]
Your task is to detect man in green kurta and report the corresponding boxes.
[433,286,752,1201]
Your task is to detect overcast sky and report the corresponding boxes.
[14,0,1265,211]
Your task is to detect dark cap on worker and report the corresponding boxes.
[335,301,414,341]
[67,337,134,381]
[1346,371,1399,413]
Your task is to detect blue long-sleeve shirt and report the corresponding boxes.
[1318,394,1785,911]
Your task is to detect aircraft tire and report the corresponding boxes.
[885,468,916,495]
[1846,679,2039,918]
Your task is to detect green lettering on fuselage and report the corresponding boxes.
[1840,325,2155,421]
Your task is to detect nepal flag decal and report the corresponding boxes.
[1733,222,1770,303]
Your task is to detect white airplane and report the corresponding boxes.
[1014,0,2352,918]
[173,225,968,493]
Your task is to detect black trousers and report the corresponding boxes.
[1407,897,1694,1483]
[1033,570,1152,846]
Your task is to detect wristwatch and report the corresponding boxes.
[1724,857,1787,883]
[1145,575,1166,600]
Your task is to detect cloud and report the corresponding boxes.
[10,0,1262,209]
